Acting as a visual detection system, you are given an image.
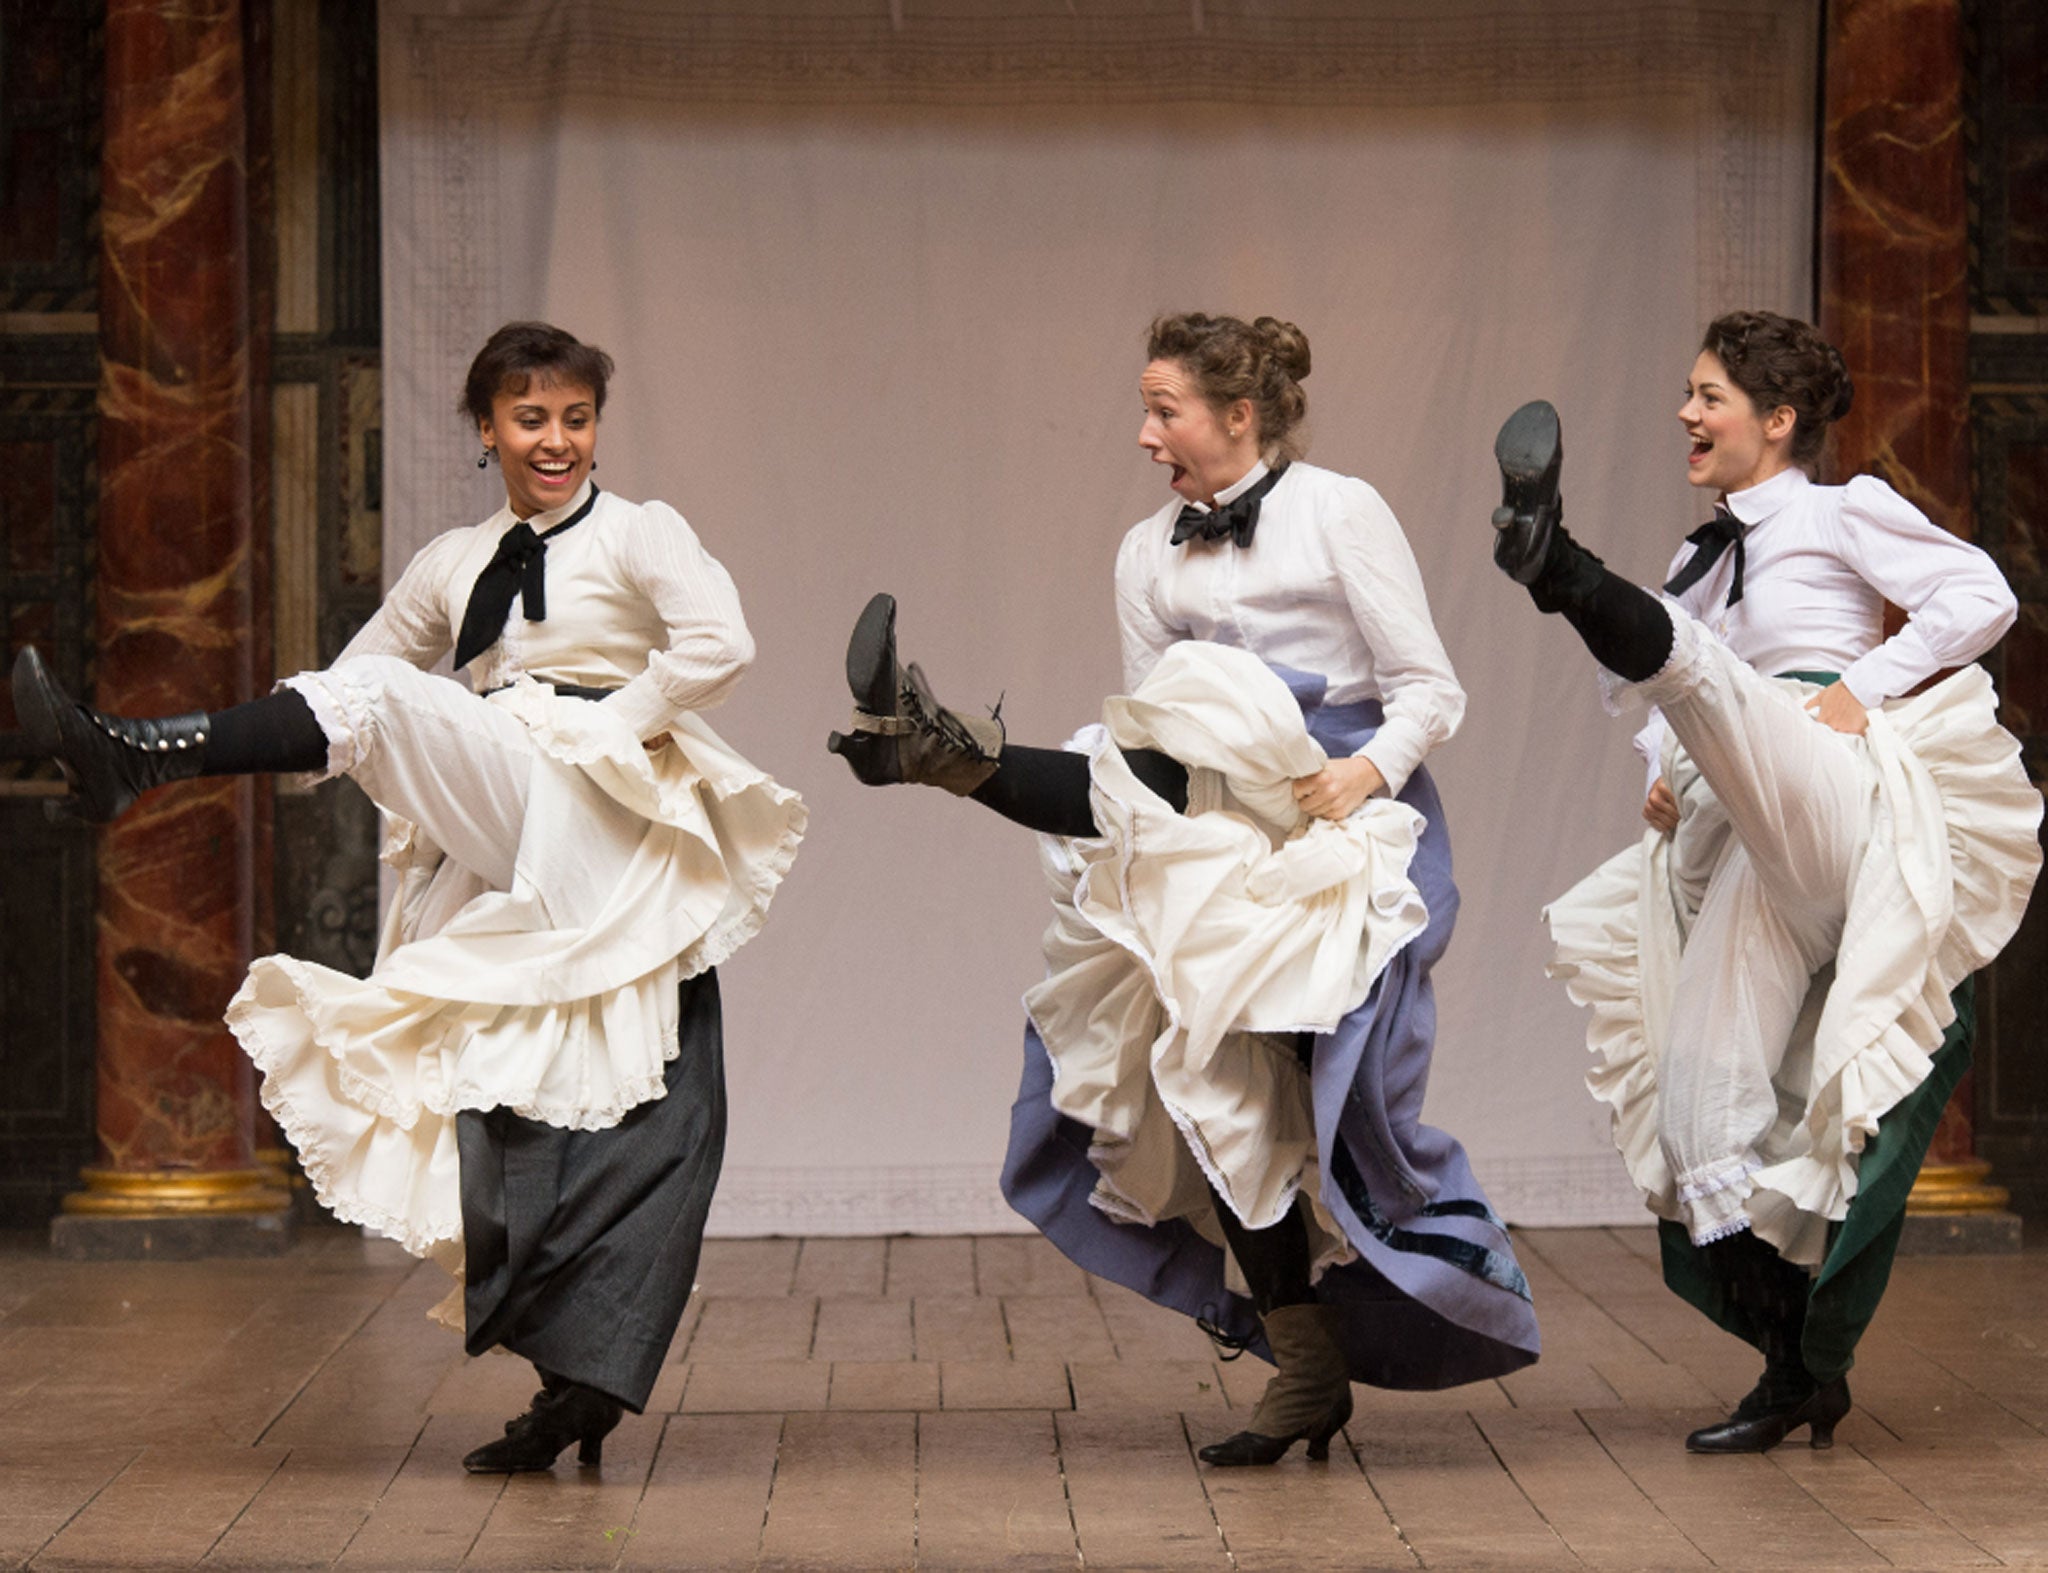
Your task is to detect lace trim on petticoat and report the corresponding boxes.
[279,669,365,780]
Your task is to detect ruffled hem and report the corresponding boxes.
[228,678,805,1261]
[1025,643,1432,1238]
[1548,664,2041,1261]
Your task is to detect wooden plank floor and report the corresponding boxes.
[5,1226,2048,1568]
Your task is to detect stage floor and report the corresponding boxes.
[3,1226,2047,1570]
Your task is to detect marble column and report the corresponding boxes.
[52,0,291,1256]
[1820,0,2015,1241]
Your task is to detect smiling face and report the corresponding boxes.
[480,375,598,518]
[1137,358,1259,507]
[1678,350,1797,495]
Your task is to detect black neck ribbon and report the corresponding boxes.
[1169,463,1290,549]
[453,486,600,669]
[1662,505,1747,606]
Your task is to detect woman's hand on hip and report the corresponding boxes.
[1643,779,1679,836]
[1804,680,1869,736]
[1293,756,1385,822]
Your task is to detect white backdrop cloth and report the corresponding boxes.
[379,0,1818,1234]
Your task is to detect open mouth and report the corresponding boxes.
[1687,438,1712,464]
[1168,463,1188,485]
[533,461,575,483]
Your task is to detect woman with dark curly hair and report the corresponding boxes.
[14,321,805,1474]
[829,311,1540,1467]
[1492,309,2040,1452]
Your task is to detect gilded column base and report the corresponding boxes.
[1899,1160,2023,1256]
[1907,1159,2012,1215]
[49,1168,298,1259]
[61,1166,295,1217]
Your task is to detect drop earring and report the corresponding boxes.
[477,447,495,469]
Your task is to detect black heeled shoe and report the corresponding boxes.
[1199,1386,1354,1467]
[1685,1376,1851,1454]
[460,1380,623,1473]
[825,592,1004,796]
[1491,399,1564,584]
[11,646,209,823]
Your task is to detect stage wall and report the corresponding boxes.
[378,0,1818,1233]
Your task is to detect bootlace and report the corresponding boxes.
[899,672,998,762]
[1195,1305,1253,1362]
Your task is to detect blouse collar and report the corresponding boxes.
[505,477,596,530]
[1203,459,1271,512]
[1724,464,1809,528]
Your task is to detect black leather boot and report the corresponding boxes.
[12,647,208,823]
[826,593,1004,796]
[460,1377,623,1473]
[1684,1229,1847,1453]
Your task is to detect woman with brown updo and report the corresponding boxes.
[830,312,1540,1467]
[14,321,805,1474]
[1493,309,2039,1452]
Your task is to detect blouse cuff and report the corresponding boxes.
[602,676,679,741]
[1841,645,1924,710]
[1353,720,1424,800]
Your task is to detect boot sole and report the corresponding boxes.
[826,593,903,785]
[11,648,100,822]
[11,647,64,758]
[1494,399,1560,485]
[846,593,898,717]
[1492,400,1563,585]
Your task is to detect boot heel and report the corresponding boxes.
[578,1433,604,1467]
[1808,1421,1835,1450]
[1305,1390,1354,1462]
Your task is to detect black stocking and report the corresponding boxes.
[199,688,329,776]
[1211,1189,1317,1316]
[1705,1228,1814,1411]
[1530,530,1676,682]
[969,743,1188,838]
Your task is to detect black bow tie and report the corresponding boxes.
[1662,505,1747,606]
[454,486,600,668]
[1170,464,1289,549]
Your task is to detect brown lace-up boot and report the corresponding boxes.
[1199,1303,1355,1467]
[826,593,1003,795]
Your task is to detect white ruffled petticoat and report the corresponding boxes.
[1548,663,2041,1265]
[1022,643,1431,1278]
[226,677,805,1270]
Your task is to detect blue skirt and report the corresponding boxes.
[1001,670,1540,1388]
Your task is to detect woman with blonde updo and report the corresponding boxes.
[830,311,1540,1467]
[1494,309,2040,1453]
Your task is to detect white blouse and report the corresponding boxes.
[1115,460,1464,798]
[1632,465,2017,784]
[337,481,753,741]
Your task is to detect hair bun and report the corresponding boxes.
[1823,347,1855,422]
[1253,316,1311,382]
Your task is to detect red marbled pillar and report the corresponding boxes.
[1820,0,1982,1175]
[88,0,267,1185]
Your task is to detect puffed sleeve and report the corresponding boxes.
[331,529,467,670]
[1327,481,1465,797]
[602,501,755,739]
[1830,476,2018,705]
[1115,520,1182,694]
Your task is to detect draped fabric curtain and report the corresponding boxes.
[379,0,1817,1233]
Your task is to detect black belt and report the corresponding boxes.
[481,681,619,702]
